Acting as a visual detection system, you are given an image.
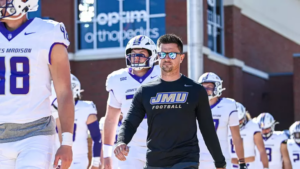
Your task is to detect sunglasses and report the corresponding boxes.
[157,52,182,59]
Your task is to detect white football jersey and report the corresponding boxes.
[0,18,69,124]
[99,117,122,144]
[287,139,300,168]
[229,120,261,158]
[106,65,160,147]
[260,131,288,169]
[52,99,97,156]
[198,98,239,161]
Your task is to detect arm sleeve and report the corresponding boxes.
[48,22,70,65]
[117,87,146,145]
[196,87,226,168]
[88,120,102,157]
[229,110,239,127]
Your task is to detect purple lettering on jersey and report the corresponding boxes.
[0,57,5,94]
[73,123,77,141]
[126,94,134,100]
[265,147,272,161]
[0,57,29,95]
[213,119,219,130]
[10,57,30,94]
[293,153,300,162]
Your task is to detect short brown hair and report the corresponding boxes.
[157,34,183,53]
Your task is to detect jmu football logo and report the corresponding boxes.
[150,92,188,105]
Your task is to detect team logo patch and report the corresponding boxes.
[133,35,145,45]
[150,92,188,105]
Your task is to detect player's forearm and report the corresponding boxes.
[260,151,269,168]
[233,137,244,160]
[283,161,292,169]
[57,90,74,133]
[103,117,118,145]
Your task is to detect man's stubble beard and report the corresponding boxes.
[162,64,173,73]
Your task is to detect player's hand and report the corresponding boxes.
[103,157,113,169]
[53,145,73,169]
[114,143,129,161]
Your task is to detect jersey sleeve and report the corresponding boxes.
[252,121,261,134]
[83,101,98,121]
[228,102,239,127]
[99,117,105,131]
[48,21,70,65]
[106,74,122,108]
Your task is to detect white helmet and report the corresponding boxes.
[257,112,278,139]
[125,35,157,70]
[71,74,83,99]
[289,121,300,143]
[198,72,225,100]
[0,0,39,20]
[236,102,247,128]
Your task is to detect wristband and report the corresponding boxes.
[239,163,247,169]
[238,158,245,164]
[61,132,73,146]
[91,157,101,167]
[103,144,113,158]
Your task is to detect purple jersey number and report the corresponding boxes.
[73,123,77,142]
[230,139,235,153]
[213,119,219,130]
[0,57,30,95]
[293,153,300,163]
[265,147,272,161]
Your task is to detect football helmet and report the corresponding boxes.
[125,35,157,70]
[198,72,225,100]
[236,102,247,129]
[71,74,83,99]
[257,112,278,139]
[289,121,300,143]
[0,0,39,20]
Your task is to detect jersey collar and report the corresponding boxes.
[128,66,154,84]
[0,18,34,41]
[210,98,222,109]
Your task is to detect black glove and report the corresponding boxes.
[239,163,248,169]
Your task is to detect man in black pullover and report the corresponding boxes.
[114,34,226,169]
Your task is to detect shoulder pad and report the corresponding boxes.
[106,68,128,91]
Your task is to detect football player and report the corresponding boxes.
[103,35,160,169]
[197,72,246,169]
[0,0,74,168]
[229,102,269,169]
[52,74,101,169]
[256,113,292,169]
[287,121,300,168]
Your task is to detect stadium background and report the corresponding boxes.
[30,0,300,134]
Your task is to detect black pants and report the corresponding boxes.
[145,162,199,169]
